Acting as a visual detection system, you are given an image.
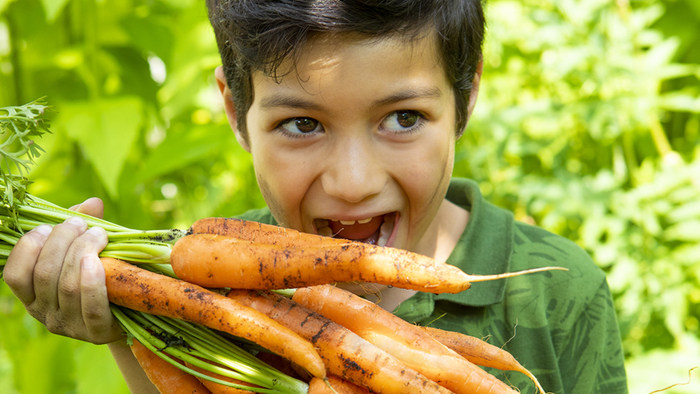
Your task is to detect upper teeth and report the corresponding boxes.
[339,218,372,225]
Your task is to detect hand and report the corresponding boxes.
[4,197,124,344]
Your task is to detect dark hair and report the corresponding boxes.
[206,0,485,141]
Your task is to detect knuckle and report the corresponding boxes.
[58,277,80,299]
[54,221,84,238]
[14,231,45,252]
[32,264,57,285]
[2,268,21,288]
[7,234,46,269]
[84,226,108,244]
[44,315,67,336]
[68,231,107,258]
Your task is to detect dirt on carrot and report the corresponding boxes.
[189,217,343,247]
[293,285,519,394]
[171,232,564,294]
[226,289,453,394]
[101,257,326,379]
[420,326,545,394]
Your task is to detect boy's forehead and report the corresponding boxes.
[254,32,445,89]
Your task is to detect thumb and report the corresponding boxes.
[71,197,104,219]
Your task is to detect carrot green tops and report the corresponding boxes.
[237,178,629,394]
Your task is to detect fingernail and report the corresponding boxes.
[34,224,52,236]
[86,226,106,236]
[65,216,86,226]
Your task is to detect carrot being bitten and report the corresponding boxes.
[172,218,566,294]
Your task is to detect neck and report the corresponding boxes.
[414,199,469,263]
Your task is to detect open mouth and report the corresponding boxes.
[314,212,397,247]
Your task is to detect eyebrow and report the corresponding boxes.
[258,96,324,111]
[257,87,444,111]
[370,87,444,107]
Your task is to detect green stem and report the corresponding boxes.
[114,308,271,392]
[133,310,307,393]
[114,307,306,394]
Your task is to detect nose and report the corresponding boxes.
[320,137,386,203]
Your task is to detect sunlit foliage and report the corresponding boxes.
[0,0,698,392]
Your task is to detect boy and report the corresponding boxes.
[4,1,628,393]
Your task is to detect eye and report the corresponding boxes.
[278,117,323,136]
[380,110,425,133]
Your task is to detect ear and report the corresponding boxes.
[215,66,251,152]
[466,57,483,121]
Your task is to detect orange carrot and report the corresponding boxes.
[421,326,546,394]
[226,289,453,394]
[101,257,325,379]
[189,217,342,247]
[171,233,564,294]
[293,285,519,394]
[308,376,371,394]
[130,338,212,394]
[184,361,259,394]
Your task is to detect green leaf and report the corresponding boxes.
[658,91,700,113]
[39,0,70,22]
[0,0,11,14]
[61,97,143,198]
[664,219,700,242]
[136,124,232,183]
[667,200,700,223]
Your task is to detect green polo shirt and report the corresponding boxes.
[236,178,628,394]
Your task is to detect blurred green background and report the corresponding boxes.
[0,0,698,392]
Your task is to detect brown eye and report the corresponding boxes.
[396,111,419,128]
[279,117,322,136]
[295,118,318,133]
[380,110,424,134]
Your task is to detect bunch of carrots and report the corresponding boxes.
[1,99,563,394]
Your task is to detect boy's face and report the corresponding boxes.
[219,34,461,254]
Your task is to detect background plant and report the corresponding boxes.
[0,0,698,392]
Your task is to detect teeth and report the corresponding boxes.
[337,217,373,225]
[378,213,395,247]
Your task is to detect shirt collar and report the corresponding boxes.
[434,178,514,307]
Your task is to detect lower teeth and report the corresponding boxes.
[378,214,395,247]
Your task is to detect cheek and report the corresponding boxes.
[251,146,317,227]
[397,135,455,210]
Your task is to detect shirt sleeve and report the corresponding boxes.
[557,279,628,394]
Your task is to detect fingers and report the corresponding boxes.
[56,225,109,332]
[80,253,122,344]
[33,217,89,319]
[4,197,120,344]
[4,225,53,305]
